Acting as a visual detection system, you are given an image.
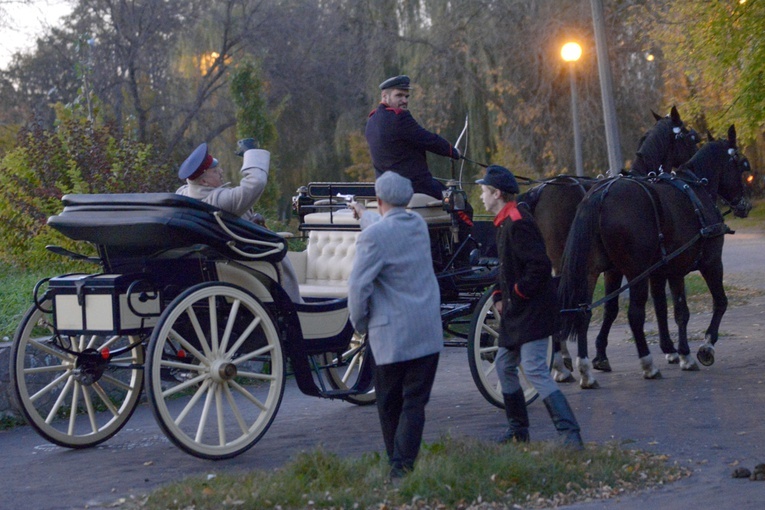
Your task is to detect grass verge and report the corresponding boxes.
[126,436,690,510]
[0,267,56,340]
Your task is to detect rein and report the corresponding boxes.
[561,231,703,316]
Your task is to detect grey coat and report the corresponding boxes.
[348,208,443,365]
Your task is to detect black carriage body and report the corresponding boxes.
[45,192,356,365]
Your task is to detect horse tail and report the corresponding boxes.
[558,190,603,342]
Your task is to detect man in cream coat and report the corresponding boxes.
[176,139,302,303]
[348,171,442,480]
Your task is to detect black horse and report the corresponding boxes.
[520,106,699,385]
[558,125,751,385]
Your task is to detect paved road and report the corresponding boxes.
[1,230,764,510]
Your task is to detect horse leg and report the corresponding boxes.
[650,276,679,364]
[576,317,599,389]
[551,332,575,383]
[558,337,573,371]
[697,263,728,367]
[593,270,621,372]
[666,276,698,371]
[627,280,662,379]
[575,274,600,389]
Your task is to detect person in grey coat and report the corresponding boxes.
[176,140,302,303]
[348,171,443,480]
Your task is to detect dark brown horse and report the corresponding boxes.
[520,106,699,385]
[558,125,751,385]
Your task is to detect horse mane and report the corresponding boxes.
[678,140,726,200]
[679,140,724,178]
[631,117,673,175]
[517,185,542,213]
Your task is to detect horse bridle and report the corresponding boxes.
[662,123,699,171]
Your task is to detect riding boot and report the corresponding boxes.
[496,389,530,444]
[543,390,584,450]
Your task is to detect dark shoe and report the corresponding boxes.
[388,463,411,486]
[496,427,530,444]
[497,389,530,443]
[389,466,407,479]
[543,390,584,450]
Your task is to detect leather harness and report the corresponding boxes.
[563,172,730,315]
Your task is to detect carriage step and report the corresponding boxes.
[321,389,370,399]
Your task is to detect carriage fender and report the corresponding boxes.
[214,261,275,303]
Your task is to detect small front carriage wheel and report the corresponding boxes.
[321,332,376,405]
[146,283,285,460]
[467,285,552,408]
[10,301,145,448]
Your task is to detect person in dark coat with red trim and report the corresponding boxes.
[477,165,583,449]
[365,75,460,200]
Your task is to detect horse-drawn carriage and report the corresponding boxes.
[10,181,546,459]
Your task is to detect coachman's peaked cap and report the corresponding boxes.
[476,165,520,194]
[179,143,218,180]
[379,75,411,91]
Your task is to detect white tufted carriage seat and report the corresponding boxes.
[287,193,450,298]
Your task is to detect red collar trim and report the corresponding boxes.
[494,201,522,226]
[377,102,404,115]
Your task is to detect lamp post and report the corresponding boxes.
[561,42,583,177]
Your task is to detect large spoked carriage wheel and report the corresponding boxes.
[146,283,285,460]
[11,301,145,448]
[321,332,376,406]
[468,286,553,408]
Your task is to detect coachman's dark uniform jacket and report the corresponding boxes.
[493,201,557,348]
[365,103,458,199]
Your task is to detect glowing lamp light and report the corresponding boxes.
[561,42,582,63]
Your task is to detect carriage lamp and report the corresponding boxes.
[292,186,312,220]
[561,41,584,177]
[442,181,467,213]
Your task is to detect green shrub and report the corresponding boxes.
[0,104,176,269]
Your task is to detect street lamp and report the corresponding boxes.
[561,42,584,177]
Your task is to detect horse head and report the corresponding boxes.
[720,125,753,218]
[667,105,701,163]
[681,124,752,218]
[633,106,699,175]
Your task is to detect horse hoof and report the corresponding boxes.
[555,372,576,383]
[697,345,715,366]
[592,357,612,372]
[563,357,573,372]
[643,369,663,380]
[580,380,600,389]
[680,355,700,371]
[665,353,680,364]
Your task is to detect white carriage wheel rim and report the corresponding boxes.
[12,303,145,447]
[148,284,284,458]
